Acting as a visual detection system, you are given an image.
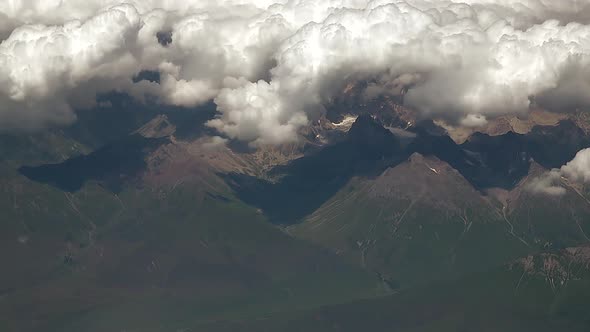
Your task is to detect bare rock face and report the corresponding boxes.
[435,109,568,144]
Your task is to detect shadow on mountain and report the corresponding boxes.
[228,117,590,224]
[408,119,590,190]
[225,115,409,224]
[17,94,218,193]
[19,135,168,192]
[462,131,531,189]
[525,120,590,168]
[164,101,218,140]
[66,93,218,148]
[407,129,531,189]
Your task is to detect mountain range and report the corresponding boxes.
[2,96,590,332]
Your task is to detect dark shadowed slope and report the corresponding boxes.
[19,134,168,192]
[228,116,590,226]
[227,114,409,224]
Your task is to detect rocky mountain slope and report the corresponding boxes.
[3,97,590,331]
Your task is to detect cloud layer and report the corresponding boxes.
[2,1,590,143]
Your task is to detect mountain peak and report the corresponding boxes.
[347,114,396,144]
[407,152,427,163]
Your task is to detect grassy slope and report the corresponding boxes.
[3,125,590,331]
[289,155,530,287]
[0,171,381,332]
[0,131,94,290]
[508,182,590,249]
[0,132,382,332]
[198,258,590,332]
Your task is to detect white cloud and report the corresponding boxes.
[526,169,566,196]
[561,148,590,183]
[209,80,308,146]
[528,148,590,196]
[2,1,590,143]
[461,114,488,128]
[0,4,142,130]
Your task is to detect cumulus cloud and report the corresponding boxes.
[209,80,308,145]
[561,148,590,183]
[0,4,142,130]
[526,169,566,196]
[528,148,590,196]
[3,1,590,143]
[461,114,488,128]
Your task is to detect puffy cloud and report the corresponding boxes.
[0,4,142,130]
[0,1,280,38]
[3,1,590,143]
[526,169,566,196]
[528,148,590,196]
[213,0,590,142]
[461,114,488,127]
[209,80,308,146]
[0,1,291,132]
[561,148,590,183]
